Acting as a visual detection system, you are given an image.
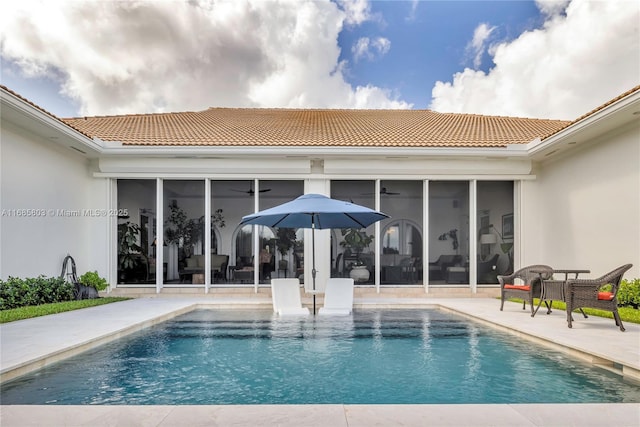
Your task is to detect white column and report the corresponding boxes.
[155,178,163,294]
[423,180,429,293]
[109,178,117,291]
[470,180,478,294]
[304,175,330,293]
[204,179,211,293]
[253,179,260,293]
[374,180,381,293]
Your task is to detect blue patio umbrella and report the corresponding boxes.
[240,193,389,313]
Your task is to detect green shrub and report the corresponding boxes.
[0,276,74,310]
[618,278,640,308]
[79,271,108,291]
[599,283,612,292]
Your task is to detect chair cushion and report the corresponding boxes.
[597,291,614,300]
[195,255,205,267]
[504,284,530,291]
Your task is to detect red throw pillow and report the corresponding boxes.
[597,291,614,300]
[504,284,530,291]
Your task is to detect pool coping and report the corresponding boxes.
[1,297,639,426]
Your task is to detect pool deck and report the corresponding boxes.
[1,296,639,426]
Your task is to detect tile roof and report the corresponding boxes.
[5,84,638,149]
[62,108,570,148]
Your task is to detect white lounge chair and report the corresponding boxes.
[271,278,310,316]
[319,278,354,315]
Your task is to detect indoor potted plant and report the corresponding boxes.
[276,227,297,274]
[340,228,373,281]
[117,221,142,281]
[340,228,374,260]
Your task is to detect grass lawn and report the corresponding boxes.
[510,298,640,324]
[0,297,130,323]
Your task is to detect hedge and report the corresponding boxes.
[0,276,75,310]
[618,278,640,308]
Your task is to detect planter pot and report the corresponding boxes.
[350,265,370,282]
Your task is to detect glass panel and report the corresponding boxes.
[330,181,375,282]
[163,180,205,284]
[380,180,423,285]
[210,180,252,284]
[428,181,469,285]
[477,181,514,283]
[117,179,156,284]
[226,180,303,285]
[293,228,305,282]
[259,180,304,283]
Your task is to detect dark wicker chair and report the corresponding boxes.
[565,263,632,331]
[498,264,553,316]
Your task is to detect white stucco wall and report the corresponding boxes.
[0,122,109,280]
[523,121,640,279]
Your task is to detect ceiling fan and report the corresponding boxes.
[231,184,271,195]
[362,187,401,196]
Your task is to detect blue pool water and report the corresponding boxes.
[2,309,639,405]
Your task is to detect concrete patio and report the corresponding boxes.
[1,296,639,426]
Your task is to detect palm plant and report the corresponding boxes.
[117,221,142,270]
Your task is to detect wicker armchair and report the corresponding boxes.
[498,264,553,316]
[565,264,632,331]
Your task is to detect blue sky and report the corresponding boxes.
[337,1,543,109]
[1,1,638,120]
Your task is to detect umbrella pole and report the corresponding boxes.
[311,223,316,315]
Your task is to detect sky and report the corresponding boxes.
[0,0,638,120]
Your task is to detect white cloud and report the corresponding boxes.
[373,37,391,56]
[406,0,419,22]
[352,36,391,62]
[352,38,372,62]
[535,0,572,17]
[0,0,409,115]
[466,23,497,69]
[430,0,640,120]
[336,0,374,26]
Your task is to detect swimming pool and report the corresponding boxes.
[1,309,639,405]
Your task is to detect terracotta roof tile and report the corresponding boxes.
[6,84,638,149]
[62,108,569,148]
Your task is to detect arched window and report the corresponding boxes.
[380,219,422,284]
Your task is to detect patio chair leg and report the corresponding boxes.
[500,295,504,311]
[528,298,535,317]
[521,300,526,310]
[613,312,625,332]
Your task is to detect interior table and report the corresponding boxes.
[532,269,590,317]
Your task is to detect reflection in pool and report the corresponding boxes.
[2,309,639,405]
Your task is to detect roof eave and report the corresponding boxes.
[1,87,103,158]
[98,144,530,159]
[527,88,640,162]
